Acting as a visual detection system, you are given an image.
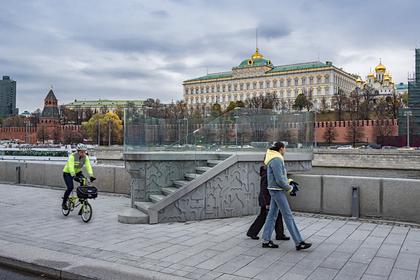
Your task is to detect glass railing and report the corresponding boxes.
[124,107,314,152]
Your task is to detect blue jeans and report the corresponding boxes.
[62,172,83,204]
[262,190,303,245]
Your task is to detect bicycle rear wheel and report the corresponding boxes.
[81,201,92,223]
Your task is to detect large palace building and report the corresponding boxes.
[183,48,357,111]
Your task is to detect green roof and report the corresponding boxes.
[267,61,330,73]
[65,99,144,107]
[184,72,233,82]
[238,57,272,68]
[184,61,333,83]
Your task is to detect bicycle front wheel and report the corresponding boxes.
[81,201,92,223]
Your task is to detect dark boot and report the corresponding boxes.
[262,241,279,248]
[296,241,312,251]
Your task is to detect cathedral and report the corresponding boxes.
[356,61,395,96]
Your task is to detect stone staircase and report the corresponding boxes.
[134,159,225,220]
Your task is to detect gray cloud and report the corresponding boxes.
[0,0,418,112]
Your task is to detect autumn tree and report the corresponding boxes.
[360,85,378,120]
[82,112,123,145]
[293,93,310,112]
[323,125,337,145]
[2,115,26,127]
[319,96,329,113]
[246,94,278,109]
[332,88,348,121]
[51,127,61,144]
[37,125,49,143]
[345,121,365,146]
[62,129,84,144]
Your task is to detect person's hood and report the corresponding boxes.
[264,149,284,165]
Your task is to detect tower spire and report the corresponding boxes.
[256,28,258,51]
[251,28,263,60]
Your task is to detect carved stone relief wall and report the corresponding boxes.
[127,160,207,201]
[158,161,262,223]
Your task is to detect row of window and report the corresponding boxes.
[185,75,331,95]
[186,87,331,104]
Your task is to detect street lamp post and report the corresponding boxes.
[404,110,413,147]
[271,115,277,142]
[97,120,100,146]
[234,115,239,146]
[234,107,241,147]
[108,120,112,146]
[313,103,320,148]
[183,117,188,145]
[177,119,181,143]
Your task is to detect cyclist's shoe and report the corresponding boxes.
[62,203,68,210]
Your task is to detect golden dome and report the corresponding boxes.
[367,72,375,78]
[384,75,390,81]
[375,62,386,72]
[356,77,362,83]
[251,48,264,60]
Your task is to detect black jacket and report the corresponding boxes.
[258,166,271,207]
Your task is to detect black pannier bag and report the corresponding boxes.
[77,186,98,199]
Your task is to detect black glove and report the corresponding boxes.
[289,181,299,196]
[73,176,81,183]
[90,176,96,182]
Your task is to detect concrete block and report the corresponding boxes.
[383,178,420,224]
[22,163,46,186]
[0,161,7,181]
[5,162,22,183]
[322,176,380,217]
[288,174,322,213]
[114,167,131,194]
[93,166,115,193]
[118,207,149,224]
[44,163,66,188]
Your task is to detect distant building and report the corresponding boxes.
[183,48,357,111]
[356,61,395,96]
[20,110,32,118]
[395,82,408,95]
[399,49,420,137]
[63,99,144,113]
[0,76,18,118]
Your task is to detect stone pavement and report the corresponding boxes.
[0,184,420,280]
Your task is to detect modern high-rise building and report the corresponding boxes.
[399,49,420,137]
[0,76,17,118]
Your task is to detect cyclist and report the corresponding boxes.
[62,143,95,210]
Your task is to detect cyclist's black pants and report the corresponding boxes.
[62,172,83,205]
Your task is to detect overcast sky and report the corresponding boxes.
[1,0,419,112]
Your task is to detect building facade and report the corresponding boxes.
[399,49,420,137]
[356,61,395,96]
[395,82,408,96]
[183,49,357,111]
[63,99,144,113]
[0,76,17,118]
